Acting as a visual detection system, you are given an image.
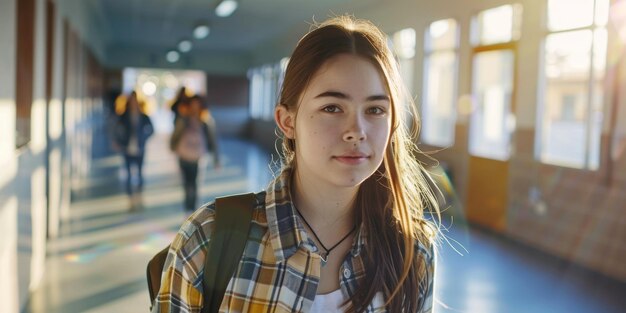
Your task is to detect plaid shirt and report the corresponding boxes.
[152,170,435,313]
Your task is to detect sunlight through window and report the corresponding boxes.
[422,19,459,147]
[538,0,608,169]
[468,5,519,160]
[473,4,522,46]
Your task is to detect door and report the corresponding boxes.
[466,48,516,232]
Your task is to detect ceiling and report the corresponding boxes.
[75,0,382,70]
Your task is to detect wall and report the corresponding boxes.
[205,74,250,137]
[0,0,106,311]
[54,0,109,66]
[0,0,19,311]
[0,0,52,310]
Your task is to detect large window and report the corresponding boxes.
[469,4,522,160]
[421,19,459,147]
[537,0,609,169]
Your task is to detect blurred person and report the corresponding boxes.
[170,95,220,212]
[114,90,154,209]
[170,86,189,124]
[153,16,439,313]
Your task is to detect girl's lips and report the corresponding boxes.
[333,156,369,165]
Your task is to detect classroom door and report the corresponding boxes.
[466,48,516,232]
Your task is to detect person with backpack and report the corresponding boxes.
[170,95,220,212]
[152,16,440,313]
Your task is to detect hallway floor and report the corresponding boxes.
[24,134,626,313]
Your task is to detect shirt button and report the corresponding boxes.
[343,268,351,279]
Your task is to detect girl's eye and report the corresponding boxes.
[322,105,341,113]
[367,107,385,115]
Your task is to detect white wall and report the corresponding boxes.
[0,0,19,311]
[27,0,50,293]
[47,0,67,239]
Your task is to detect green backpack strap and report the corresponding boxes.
[202,193,256,313]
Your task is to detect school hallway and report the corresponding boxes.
[21,130,626,313]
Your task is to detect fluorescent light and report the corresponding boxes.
[193,25,210,39]
[166,50,180,63]
[178,40,193,53]
[216,0,237,17]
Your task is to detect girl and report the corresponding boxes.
[114,91,154,204]
[153,15,439,313]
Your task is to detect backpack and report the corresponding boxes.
[147,193,256,312]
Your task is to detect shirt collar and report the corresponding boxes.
[264,168,367,263]
[265,168,317,263]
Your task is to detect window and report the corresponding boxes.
[248,57,289,121]
[537,0,608,169]
[470,50,515,160]
[421,19,459,147]
[469,4,521,160]
[392,28,416,95]
[248,68,264,119]
[261,65,276,120]
[471,4,522,45]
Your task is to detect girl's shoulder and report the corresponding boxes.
[172,191,269,251]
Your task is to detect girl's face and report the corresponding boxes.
[190,99,202,117]
[284,54,392,189]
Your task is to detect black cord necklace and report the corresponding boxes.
[292,204,356,266]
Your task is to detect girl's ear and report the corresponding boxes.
[275,105,295,139]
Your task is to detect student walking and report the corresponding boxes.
[114,91,154,208]
[170,95,220,212]
[153,16,440,313]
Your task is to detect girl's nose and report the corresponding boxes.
[343,116,366,142]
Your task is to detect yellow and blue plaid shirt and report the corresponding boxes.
[152,170,435,313]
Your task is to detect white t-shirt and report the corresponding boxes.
[126,114,140,156]
[309,289,386,312]
[176,120,206,162]
[310,289,346,312]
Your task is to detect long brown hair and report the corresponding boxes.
[276,16,440,312]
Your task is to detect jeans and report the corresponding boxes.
[124,154,145,195]
[178,158,199,212]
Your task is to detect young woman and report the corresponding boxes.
[153,16,439,313]
[114,91,154,202]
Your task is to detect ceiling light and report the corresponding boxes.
[142,81,157,96]
[193,24,210,39]
[166,50,180,63]
[216,0,238,17]
[178,40,193,53]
